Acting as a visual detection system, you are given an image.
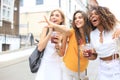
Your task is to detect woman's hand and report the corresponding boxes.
[44,16,54,28]
[51,32,61,43]
[55,39,62,57]
[83,49,97,60]
[113,28,120,39]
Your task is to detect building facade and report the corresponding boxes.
[0,0,20,52]
[19,0,85,40]
[0,0,88,52]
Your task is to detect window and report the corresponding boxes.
[36,0,43,5]
[69,0,71,12]
[2,0,12,21]
[19,24,27,28]
[59,0,61,7]
[20,0,23,6]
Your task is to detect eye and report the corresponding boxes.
[78,16,83,19]
[88,14,92,20]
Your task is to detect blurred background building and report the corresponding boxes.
[0,0,120,80]
[19,0,86,40]
[0,0,120,52]
[0,0,88,52]
[0,0,20,52]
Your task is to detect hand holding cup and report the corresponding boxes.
[51,32,60,44]
[82,44,93,57]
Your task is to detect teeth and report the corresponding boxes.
[92,19,97,22]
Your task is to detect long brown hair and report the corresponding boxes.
[88,6,117,31]
[72,10,91,45]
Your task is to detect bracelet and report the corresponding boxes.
[92,53,97,57]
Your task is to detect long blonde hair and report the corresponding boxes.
[49,9,65,25]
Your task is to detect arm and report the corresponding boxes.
[37,28,53,52]
[59,35,68,56]
[87,53,97,60]
[55,33,68,57]
[44,16,71,37]
[113,29,120,39]
[83,48,97,60]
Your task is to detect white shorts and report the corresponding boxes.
[61,62,87,80]
[98,59,120,80]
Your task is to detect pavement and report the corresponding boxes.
[0,46,99,80]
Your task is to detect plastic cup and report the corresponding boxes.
[82,44,93,57]
[51,32,58,43]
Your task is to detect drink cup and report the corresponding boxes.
[51,32,58,43]
[82,43,93,57]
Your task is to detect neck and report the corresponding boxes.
[79,28,84,34]
[97,25,104,33]
[79,28,86,44]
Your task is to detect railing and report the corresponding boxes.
[0,32,37,52]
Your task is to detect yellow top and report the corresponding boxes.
[63,29,89,72]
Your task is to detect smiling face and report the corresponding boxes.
[89,10,101,27]
[50,10,64,25]
[89,6,117,31]
[74,12,85,28]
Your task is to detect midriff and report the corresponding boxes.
[100,54,119,61]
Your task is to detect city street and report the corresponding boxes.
[0,46,99,80]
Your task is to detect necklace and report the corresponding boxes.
[99,32,103,43]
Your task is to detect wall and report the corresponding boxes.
[0,35,20,52]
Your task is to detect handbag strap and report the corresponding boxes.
[78,45,80,80]
[78,36,88,80]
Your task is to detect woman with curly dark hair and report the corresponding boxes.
[84,6,120,80]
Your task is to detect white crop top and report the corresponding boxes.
[90,24,120,58]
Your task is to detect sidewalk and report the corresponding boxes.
[0,46,35,68]
[0,46,36,80]
[0,46,99,80]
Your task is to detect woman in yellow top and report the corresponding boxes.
[62,10,92,80]
[45,10,92,80]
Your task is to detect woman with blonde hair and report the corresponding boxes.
[35,9,67,80]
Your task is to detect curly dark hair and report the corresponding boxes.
[72,10,91,45]
[88,6,117,31]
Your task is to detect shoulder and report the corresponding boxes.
[91,28,98,34]
[69,28,74,33]
[67,28,75,37]
[90,29,98,38]
[115,23,120,29]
